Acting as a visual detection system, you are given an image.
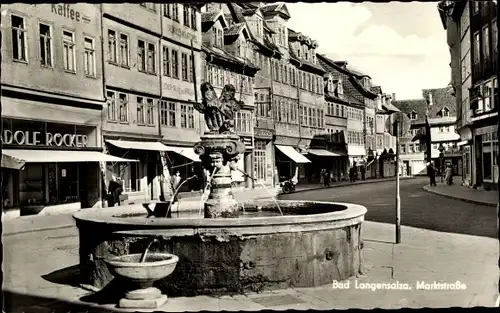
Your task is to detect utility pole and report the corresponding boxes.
[393,120,401,244]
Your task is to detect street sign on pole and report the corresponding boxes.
[386,112,411,244]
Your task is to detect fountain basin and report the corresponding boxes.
[74,200,367,296]
[105,253,179,284]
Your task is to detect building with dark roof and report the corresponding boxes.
[438,0,498,190]
[392,87,461,177]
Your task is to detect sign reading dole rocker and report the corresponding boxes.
[2,129,88,147]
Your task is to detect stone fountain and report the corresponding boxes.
[73,83,367,302]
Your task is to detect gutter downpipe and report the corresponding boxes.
[99,4,106,208]
[270,49,277,186]
[158,10,165,200]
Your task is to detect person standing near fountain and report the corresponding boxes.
[171,171,181,203]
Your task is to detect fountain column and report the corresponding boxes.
[194,132,246,218]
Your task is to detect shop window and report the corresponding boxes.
[20,164,44,206]
[114,163,140,193]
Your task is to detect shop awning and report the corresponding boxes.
[275,145,311,163]
[106,139,170,151]
[307,149,344,157]
[164,146,201,162]
[457,140,471,147]
[2,150,137,163]
[1,154,25,170]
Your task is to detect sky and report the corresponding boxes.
[286,2,451,101]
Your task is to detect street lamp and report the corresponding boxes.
[438,143,445,183]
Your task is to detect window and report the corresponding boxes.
[482,25,490,59]
[108,29,117,63]
[11,15,27,62]
[183,5,190,28]
[138,40,146,72]
[172,4,179,22]
[106,91,116,121]
[160,101,176,127]
[119,33,129,67]
[137,97,145,125]
[162,46,170,77]
[39,23,52,67]
[400,144,406,154]
[190,7,197,30]
[119,93,128,122]
[180,104,194,128]
[473,32,480,64]
[146,98,154,125]
[62,30,75,72]
[163,4,171,18]
[493,20,498,54]
[409,144,415,153]
[84,37,95,77]
[172,50,179,78]
[189,54,194,82]
[181,53,188,81]
[147,43,156,74]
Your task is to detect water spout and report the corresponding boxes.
[199,168,217,216]
[236,168,283,216]
[166,175,197,218]
[140,237,160,263]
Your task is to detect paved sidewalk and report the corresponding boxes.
[423,183,498,207]
[4,220,498,312]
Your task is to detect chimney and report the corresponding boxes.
[392,93,396,101]
[428,93,433,106]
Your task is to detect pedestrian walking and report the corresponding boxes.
[360,166,366,181]
[322,169,330,187]
[427,162,437,186]
[108,175,123,207]
[445,163,454,185]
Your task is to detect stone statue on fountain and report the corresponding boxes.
[193,83,247,218]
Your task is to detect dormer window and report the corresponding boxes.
[441,107,450,117]
[337,81,343,95]
[328,79,334,94]
[214,28,223,47]
[408,111,418,120]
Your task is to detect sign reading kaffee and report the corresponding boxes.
[2,130,88,147]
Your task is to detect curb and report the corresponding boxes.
[290,176,418,195]
[422,185,497,207]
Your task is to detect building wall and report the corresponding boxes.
[1,3,104,101]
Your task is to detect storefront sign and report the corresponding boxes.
[2,130,88,147]
[474,125,498,136]
[164,83,195,97]
[166,24,198,43]
[240,137,253,147]
[254,128,274,139]
[51,4,85,22]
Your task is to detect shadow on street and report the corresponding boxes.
[2,289,117,313]
[279,178,497,239]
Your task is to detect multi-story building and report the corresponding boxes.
[101,3,204,202]
[200,8,259,188]
[439,1,498,190]
[317,54,379,177]
[393,88,460,177]
[372,89,398,178]
[1,3,124,216]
